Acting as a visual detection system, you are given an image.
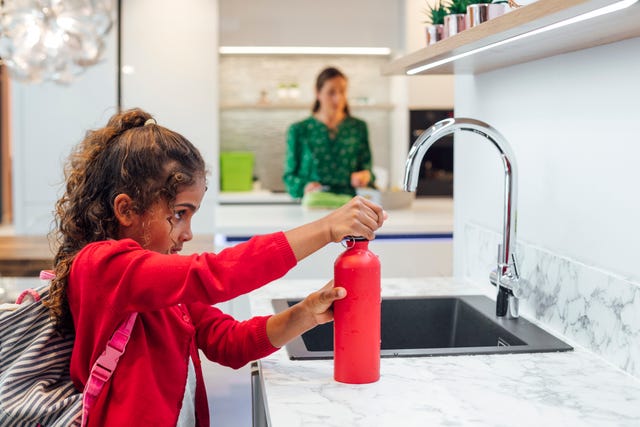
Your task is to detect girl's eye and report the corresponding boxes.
[170,210,186,223]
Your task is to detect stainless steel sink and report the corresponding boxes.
[271,295,572,360]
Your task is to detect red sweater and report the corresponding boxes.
[67,233,297,426]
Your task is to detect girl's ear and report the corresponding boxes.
[113,193,135,227]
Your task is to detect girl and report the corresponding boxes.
[46,108,386,426]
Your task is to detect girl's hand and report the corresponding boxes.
[266,281,346,348]
[299,280,346,326]
[283,196,386,261]
[324,196,387,242]
[350,170,371,188]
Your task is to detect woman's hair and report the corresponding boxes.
[312,66,351,116]
[46,108,206,333]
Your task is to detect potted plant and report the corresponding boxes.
[444,0,469,38]
[488,0,511,19]
[423,0,447,45]
[466,0,509,29]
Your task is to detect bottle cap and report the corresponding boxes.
[341,236,371,248]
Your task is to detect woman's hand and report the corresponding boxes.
[266,281,346,348]
[304,181,323,194]
[350,170,371,188]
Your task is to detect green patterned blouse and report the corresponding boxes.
[283,116,374,198]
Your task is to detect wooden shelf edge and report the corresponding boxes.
[382,0,635,75]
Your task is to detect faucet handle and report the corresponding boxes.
[495,251,522,297]
[510,252,520,279]
[502,254,522,298]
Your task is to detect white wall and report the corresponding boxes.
[404,0,454,109]
[9,1,450,235]
[453,36,640,283]
[386,0,455,189]
[10,0,219,235]
[219,0,403,50]
[121,0,218,234]
[218,0,409,190]
[11,31,118,234]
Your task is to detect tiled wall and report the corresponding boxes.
[464,222,640,379]
[219,55,393,192]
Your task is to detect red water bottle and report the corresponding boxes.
[333,236,381,384]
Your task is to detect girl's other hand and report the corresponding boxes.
[300,280,346,326]
[325,196,387,242]
[266,281,346,348]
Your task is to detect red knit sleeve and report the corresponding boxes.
[189,302,279,369]
[69,232,297,314]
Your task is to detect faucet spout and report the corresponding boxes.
[403,118,520,317]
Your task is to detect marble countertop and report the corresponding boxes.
[249,278,640,427]
[214,197,453,237]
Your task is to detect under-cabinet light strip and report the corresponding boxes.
[219,46,391,56]
[406,0,639,75]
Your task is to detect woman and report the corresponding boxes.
[283,67,375,199]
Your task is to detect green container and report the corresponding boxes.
[220,151,255,192]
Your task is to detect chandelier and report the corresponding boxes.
[0,0,114,84]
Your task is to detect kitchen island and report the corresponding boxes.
[214,197,454,279]
[214,196,453,238]
[248,278,640,427]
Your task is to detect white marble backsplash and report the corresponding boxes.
[464,222,640,379]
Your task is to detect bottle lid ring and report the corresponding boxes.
[341,236,369,248]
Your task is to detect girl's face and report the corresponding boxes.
[316,76,347,115]
[133,177,206,254]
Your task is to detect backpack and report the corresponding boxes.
[0,271,136,427]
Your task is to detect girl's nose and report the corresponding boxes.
[181,227,193,242]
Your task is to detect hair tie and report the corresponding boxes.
[144,118,157,126]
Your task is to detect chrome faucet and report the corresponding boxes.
[403,118,521,318]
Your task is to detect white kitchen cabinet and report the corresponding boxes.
[217,235,452,281]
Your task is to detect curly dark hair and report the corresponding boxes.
[45,108,206,333]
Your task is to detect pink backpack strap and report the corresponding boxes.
[16,289,41,304]
[80,312,138,427]
[37,270,137,426]
[39,270,55,280]
[15,270,56,303]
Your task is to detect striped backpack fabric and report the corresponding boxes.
[0,272,136,426]
[0,282,81,426]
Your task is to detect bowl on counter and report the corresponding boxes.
[357,188,415,210]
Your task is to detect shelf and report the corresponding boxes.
[382,0,640,75]
[220,103,395,111]
[218,47,391,56]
